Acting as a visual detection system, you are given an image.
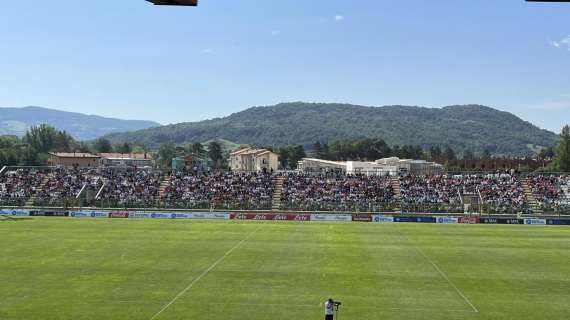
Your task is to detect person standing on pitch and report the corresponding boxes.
[324,298,335,320]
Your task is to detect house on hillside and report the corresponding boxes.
[48,153,101,168]
[230,148,278,172]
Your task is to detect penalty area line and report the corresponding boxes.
[396,227,479,313]
[149,225,262,320]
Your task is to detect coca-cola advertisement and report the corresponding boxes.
[458,216,480,224]
[352,214,372,222]
[109,211,130,219]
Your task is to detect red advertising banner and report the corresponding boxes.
[109,211,130,218]
[230,213,311,221]
[458,216,480,224]
[352,214,372,222]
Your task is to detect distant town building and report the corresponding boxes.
[99,153,154,167]
[230,148,279,172]
[298,157,443,175]
[48,152,100,168]
[172,155,210,172]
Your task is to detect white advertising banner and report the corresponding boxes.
[372,215,394,223]
[310,214,352,222]
[436,216,459,224]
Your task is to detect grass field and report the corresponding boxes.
[1,218,569,320]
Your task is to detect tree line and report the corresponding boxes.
[2,124,569,173]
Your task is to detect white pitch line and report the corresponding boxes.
[396,228,479,313]
[149,226,261,320]
[398,229,479,313]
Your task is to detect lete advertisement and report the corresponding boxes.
[231,213,310,221]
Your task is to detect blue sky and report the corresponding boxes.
[0,0,568,132]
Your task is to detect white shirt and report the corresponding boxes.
[325,301,334,315]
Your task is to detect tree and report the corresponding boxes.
[481,149,492,160]
[538,147,555,161]
[208,141,224,169]
[429,146,442,162]
[463,149,475,160]
[554,125,570,172]
[278,147,290,169]
[443,146,456,162]
[115,142,132,154]
[190,142,206,158]
[93,138,113,153]
[158,143,176,168]
[23,125,78,153]
[312,141,323,158]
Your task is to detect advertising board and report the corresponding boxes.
[150,212,172,219]
[30,210,68,217]
[191,213,230,220]
[170,213,193,219]
[479,218,523,224]
[458,216,480,224]
[310,214,352,222]
[0,209,29,216]
[524,218,547,225]
[128,212,152,219]
[394,216,436,223]
[231,213,309,221]
[372,215,394,223]
[436,216,459,224]
[352,214,372,222]
[109,211,129,219]
[547,219,570,225]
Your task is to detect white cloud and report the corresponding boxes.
[550,35,570,51]
[334,15,344,22]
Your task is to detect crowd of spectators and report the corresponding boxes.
[35,168,101,206]
[97,169,162,208]
[399,173,527,214]
[280,172,396,212]
[162,171,275,210]
[2,166,570,214]
[0,169,47,206]
[529,174,570,213]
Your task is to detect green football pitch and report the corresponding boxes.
[1,218,569,320]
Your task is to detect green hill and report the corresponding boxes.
[0,106,160,141]
[104,102,559,156]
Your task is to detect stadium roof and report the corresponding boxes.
[49,152,100,158]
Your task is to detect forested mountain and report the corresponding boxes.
[0,106,160,140]
[104,102,559,155]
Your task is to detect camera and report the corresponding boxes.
[334,301,342,306]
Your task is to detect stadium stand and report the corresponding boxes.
[280,172,396,212]
[0,168,48,206]
[161,171,276,210]
[528,174,570,214]
[0,166,569,214]
[399,173,528,214]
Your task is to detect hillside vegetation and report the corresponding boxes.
[0,106,160,140]
[104,102,559,155]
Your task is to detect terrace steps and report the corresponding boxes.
[390,175,402,213]
[522,178,543,215]
[271,176,285,211]
[158,176,171,198]
[25,174,50,207]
